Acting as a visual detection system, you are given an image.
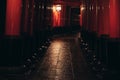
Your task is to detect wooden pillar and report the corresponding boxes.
[52,4,62,27]
[109,0,120,38]
[5,0,22,36]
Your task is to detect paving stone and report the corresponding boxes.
[0,34,98,80]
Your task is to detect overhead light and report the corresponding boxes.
[53,5,61,12]
[56,5,61,11]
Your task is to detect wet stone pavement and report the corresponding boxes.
[29,35,98,80]
[0,34,98,80]
[30,40,74,80]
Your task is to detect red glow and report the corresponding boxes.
[80,5,83,26]
[97,0,103,36]
[52,5,61,27]
[5,0,22,36]
[97,0,110,36]
[109,0,119,38]
[80,14,82,26]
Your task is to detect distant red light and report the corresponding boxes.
[52,5,61,27]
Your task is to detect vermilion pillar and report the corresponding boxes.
[102,0,110,35]
[97,0,105,36]
[24,0,29,33]
[52,5,61,27]
[97,0,110,36]
[23,0,34,35]
[5,0,22,36]
[80,5,83,26]
[88,0,95,32]
[60,5,66,26]
[92,0,98,32]
[30,0,34,35]
[109,0,120,38]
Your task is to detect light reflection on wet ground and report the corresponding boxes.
[0,34,98,80]
[30,35,97,80]
[30,38,74,80]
